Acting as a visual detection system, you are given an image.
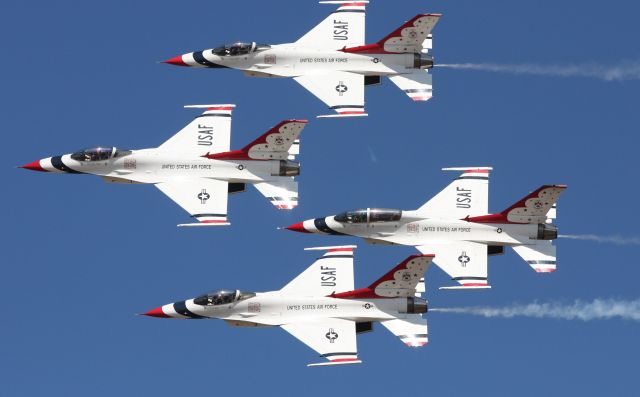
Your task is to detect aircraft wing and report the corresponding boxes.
[416,167,492,219]
[155,179,229,226]
[281,318,360,367]
[296,1,367,49]
[417,241,489,289]
[158,105,234,155]
[280,246,354,296]
[294,72,366,118]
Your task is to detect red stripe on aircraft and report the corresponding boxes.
[330,358,359,363]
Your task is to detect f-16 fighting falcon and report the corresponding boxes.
[286,167,567,289]
[163,1,440,117]
[20,105,306,227]
[142,246,433,366]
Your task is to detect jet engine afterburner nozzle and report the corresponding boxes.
[537,223,558,240]
[414,54,434,69]
[271,160,300,177]
[402,297,428,314]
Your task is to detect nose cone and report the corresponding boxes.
[141,306,170,318]
[286,221,312,233]
[163,55,188,66]
[20,160,46,172]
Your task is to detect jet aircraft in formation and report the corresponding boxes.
[21,105,307,227]
[164,1,441,117]
[287,167,566,289]
[143,246,432,366]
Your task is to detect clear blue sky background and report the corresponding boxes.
[3,1,639,395]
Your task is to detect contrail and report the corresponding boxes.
[430,298,640,321]
[435,61,640,82]
[559,234,640,245]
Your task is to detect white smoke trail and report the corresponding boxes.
[559,234,640,245]
[431,299,640,321]
[435,61,640,82]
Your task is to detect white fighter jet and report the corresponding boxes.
[20,105,307,227]
[163,1,440,117]
[142,246,432,366]
[286,167,567,289]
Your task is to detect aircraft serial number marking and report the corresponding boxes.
[161,164,212,170]
[299,57,348,63]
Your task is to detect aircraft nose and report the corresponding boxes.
[141,306,170,318]
[163,54,189,66]
[20,160,47,172]
[285,219,318,233]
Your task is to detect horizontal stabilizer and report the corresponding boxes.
[254,178,298,210]
[308,359,362,367]
[513,241,557,273]
[304,245,358,251]
[388,72,433,102]
[177,222,231,227]
[381,315,428,347]
[439,285,492,290]
[317,112,369,119]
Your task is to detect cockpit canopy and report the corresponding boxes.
[193,290,255,306]
[334,208,402,224]
[211,42,270,56]
[70,147,131,162]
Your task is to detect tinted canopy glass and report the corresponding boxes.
[193,290,255,306]
[212,42,256,56]
[334,209,368,224]
[70,147,130,162]
[334,208,402,223]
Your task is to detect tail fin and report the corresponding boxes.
[377,14,441,54]
[208,120,308,161]
[332,254,434,299]
[513,241,557,273]
[296,1,367,49]
[280,246,356,296]
[468,185,567,224]
[415,167,492,219]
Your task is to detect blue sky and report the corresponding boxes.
[3,0,640,395]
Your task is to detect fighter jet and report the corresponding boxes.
[286,167,567,289]
[20,105,306,227]
[163,1,440,117]
[142,246,432,366]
